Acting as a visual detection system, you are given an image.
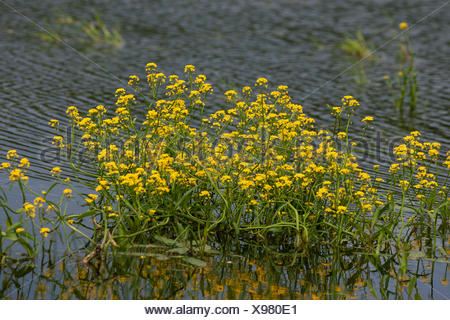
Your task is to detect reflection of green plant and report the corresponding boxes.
[35,12,123,47]
[0,187,36,261]
[384,23,419,116]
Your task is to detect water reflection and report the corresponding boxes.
[2,240,448,300]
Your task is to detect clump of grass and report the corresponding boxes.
[1,64,448,263]
[79,13,123,46]
[339,30,373,60]
[384,22,419,116]
[339,30,375,86]
[36,12,123,47]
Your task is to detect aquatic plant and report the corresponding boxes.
[36,12,123,47]
[339,30,373,60]
[0,64,448,265]
[339,30,375,86]
[384,22,419,115]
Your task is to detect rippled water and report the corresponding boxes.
[0,0,449,299]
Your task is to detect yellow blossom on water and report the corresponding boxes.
[362,116,373,122]
[399,22,408,30]
[40,228,50,237]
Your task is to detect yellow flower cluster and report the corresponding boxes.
[39,63,448,246]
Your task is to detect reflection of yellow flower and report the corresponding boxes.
[399,22,408,30]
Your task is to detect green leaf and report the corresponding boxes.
[168,247,189,255]
[183,256,207,268]
[6,222,22,232]
[154,235,177,246]
[17,238,35,256]
[5,232,18,241]
[13,264,34,278]
[371,202,389,229]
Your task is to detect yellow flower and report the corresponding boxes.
[23,202,35,218]
[0,162,11,169]
[221,175,232,183]
[256,77,268,86]
[145,62,157,71]
[337,206,347,214]
[85,194,99,203]
[50,166,62,176]
[48,119,60,127]
[399,180,409,192]
[9,169,27,181]
[337,132,347,139]
[6,150,18,159]
[40,228,50,237]
[361,116,373,122]
[199,190,211,198]
[33,196,46,208]
[16,228,24,233]
[52,136,64,148]
[399,22,408,30]
[128,75,140,86]
[63,188,72,198]
[184,65,195,73]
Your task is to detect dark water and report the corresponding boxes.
[0,0,449,299]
